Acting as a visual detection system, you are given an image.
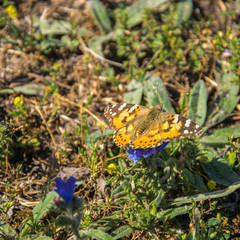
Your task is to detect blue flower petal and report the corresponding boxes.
[55,176,77,205]
[127,142,169,164]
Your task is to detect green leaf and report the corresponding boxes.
[124,81,143,104]
[13,84,44,96]
[229,152,236,166]
[0,220,17,238]
[185,208,201,240]
[21,236,54,240]
[88,32,114,56]
[80,229,115,240]
[207,218,220,227]
[175,0,193,24]
[201,157,240,186]
[32,191,58,221]
[144,74,175,113]
[20,191,58,237]
[126,0,168,28]
[200,126,240,145]
[188,79,207,126]
[85,129,113,147]
[39,20,72,35]
[55,215,73,227]
[87,0,112,33]
[204,72,239,129]
[156,206,189,220]
[170,181,240,206]
[118,158,128,172]
[112,180,130,198]
[39,20,71,35]
[198,145,240,186]
[61,35,79,50]
[39,39,65,52]
[111,225,134,239]
[182,168,208,193]
[150,189,164,209]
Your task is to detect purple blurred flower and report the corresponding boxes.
[222,49,232,58]
[55,176,77,206]
[127,142,169,165]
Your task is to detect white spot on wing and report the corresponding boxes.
[185,119,191,127]
[118,103,127,111]
[112,112,116,116]
[184,130,189,134]
[173,115,179,123]
[129,105,137,113]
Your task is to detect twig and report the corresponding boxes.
[55,94,108,128]
[78,36,123,68]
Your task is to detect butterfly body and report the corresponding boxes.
[104,103,203,149]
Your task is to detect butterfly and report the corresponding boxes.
[104,103,203,149]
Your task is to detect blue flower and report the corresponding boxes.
[55,176,77,206]
[127,142,169,165]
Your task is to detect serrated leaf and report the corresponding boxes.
[144,75,175,113]
[200,126,240,145]
[124,81,143,104]
[205,72,239,129]
[85,129,113,147]
[175,0,193,24]
[87,0,112,33]
[188,79,207,126]
[111,225,133,239]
